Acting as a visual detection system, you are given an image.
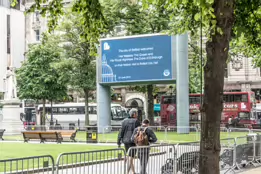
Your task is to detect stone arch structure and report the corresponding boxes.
[125,93,147,120]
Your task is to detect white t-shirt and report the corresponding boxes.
[228,118,232,124]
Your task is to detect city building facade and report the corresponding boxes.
[0,0,25,100]
[224,56,261,100]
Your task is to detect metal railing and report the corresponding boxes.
[126,144,175,174]
[55,148,126,174]
[4,125,261,143]
[0,155,55,174]
[1,134,261,174]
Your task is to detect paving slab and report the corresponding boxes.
[240,167,261,174]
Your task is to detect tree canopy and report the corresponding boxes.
[51,11,97,126]
[16,35,67,101]
[16,35,68,124]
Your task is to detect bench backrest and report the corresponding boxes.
[40,132,58,139]
[59,131,76,136]
[22,132,41,139]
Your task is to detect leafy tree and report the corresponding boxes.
[156,0,260,173]
[189,32,206,94]
[52,12,97,126]
[16,35,67,125]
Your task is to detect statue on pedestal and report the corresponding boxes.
[4,67,17,100]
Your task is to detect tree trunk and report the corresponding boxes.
[147,84,154,125]
[199,1,235,174]
[84,88,90,126]
[41,99,46,130]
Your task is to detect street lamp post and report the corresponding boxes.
[50,99,54,126]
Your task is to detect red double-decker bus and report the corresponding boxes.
[160,91,257,127]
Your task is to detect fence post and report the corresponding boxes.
[56,153,62,174]
[195,126,200,141]
[173,143,178,174]
[164,126,167,142]
[227,127,230,139]
[253,135,257,164]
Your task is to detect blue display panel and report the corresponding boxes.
[100,34,174,83]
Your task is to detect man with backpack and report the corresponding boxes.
[117,108,141,174]
[131,119,157,174]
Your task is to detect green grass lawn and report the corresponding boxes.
[0,142,115,160]
[3,131,249,143]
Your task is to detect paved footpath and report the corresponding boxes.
[240,167,261,174]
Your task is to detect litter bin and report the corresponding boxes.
[69,123,75,130]
[86,127,98,143]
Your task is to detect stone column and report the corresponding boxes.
[174,34,190,134]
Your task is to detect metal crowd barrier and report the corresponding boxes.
[219,138,237,173]
[175,142,200,174]
[127,144,175,174]
[55,148,126,174]
[0,155,55,174]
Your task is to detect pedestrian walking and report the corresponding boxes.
[117,108,141,174]
[131,119,157,174]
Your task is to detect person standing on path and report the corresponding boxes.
[117,108,141,174]
[131,119,158,174]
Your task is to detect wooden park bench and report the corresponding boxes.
[57,130,77,142]
[22,131,63,144]
[0,129,5,140]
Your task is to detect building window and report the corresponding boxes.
[35,30,40,41]
[35,11,40,22]
[7,15,10,54]
[0,0,10,8]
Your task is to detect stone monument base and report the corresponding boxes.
[0,99,23,135]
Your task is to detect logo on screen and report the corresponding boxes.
[163,69,170,76]
[104,42,110,50]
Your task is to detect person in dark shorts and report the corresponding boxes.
[131,119,157,174]
[117,108,141,174]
